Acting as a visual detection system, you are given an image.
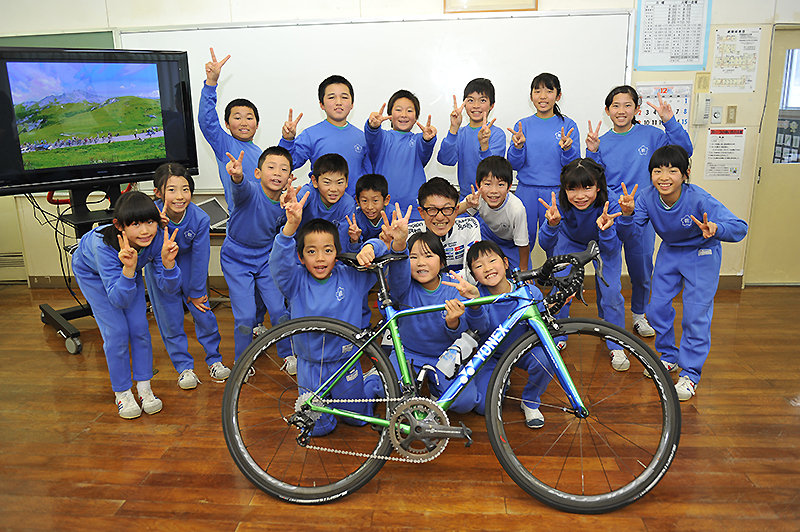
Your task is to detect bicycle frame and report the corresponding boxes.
[301,280,589,426]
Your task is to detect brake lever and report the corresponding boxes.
[594,253,609,288]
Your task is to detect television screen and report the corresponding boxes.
[0,47,197,196]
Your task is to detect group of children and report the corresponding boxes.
[70,46,747,420]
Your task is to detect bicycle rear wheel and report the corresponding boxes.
[222,318,401,503]
[485,318,681,514]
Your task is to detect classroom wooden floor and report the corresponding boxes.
[0,283,799,531]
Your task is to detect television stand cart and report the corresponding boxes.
[39,184,122,354]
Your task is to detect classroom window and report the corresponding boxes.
[773,49,800,164]
[780,49,800,110]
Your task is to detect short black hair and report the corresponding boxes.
[154,162,194,194]
[463,78,496,105]
[224,98,259,124]
[296,218,342,256]
[476,156,513,187]
[258,146,293,171]
[467,240,508,275]
[418,177,459,207]
[318,75,354,103]
[388,89,420,117]
[559,158,609,213]
[648,145,691,179]
[312,153,349,180]
[408,231,447,273]
[355,173,389,200]
[101,191,163,249]
[604,85,640,125]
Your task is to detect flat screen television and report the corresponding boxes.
[0,47,198,198]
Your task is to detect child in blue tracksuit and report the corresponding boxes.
[538,158,628,371]
[366,89,437,221]
[387,230,489,413]
[586,85,693,338]
[454,241,553,427]
[437,78,507,200]
[618,145,748,401]
[269,183,389,437]
[279,75,371,196]
[221,147,292,362]
[296,153,356,247]
[144,163,230,391]
[507,73,580,255]
[72,191,181,419]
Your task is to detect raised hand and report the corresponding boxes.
[586,120,602,152]
[204,47,230,86]
[282,180,310,232]
[507,121,526,149]
[225,151,244,182]
[417,115,437,141]
[159,202,169,225]
[442,271,479,299]
[646,91,674,123]
[596,201,622,231]
[690,212,718,239]
[444,298,466,329]
[188,295,211,313]
[161,226,179,267]
[345,213,362,243]
[559,126,575,152]
[538,191,561,226]
[617,182,638,216]
[449,95,465,133]
[380,202,412,251]
[478,117,496,151]
[282,108,303,140]
[368,103,390,129]
[464,184,480,210]
[117,232,137,275]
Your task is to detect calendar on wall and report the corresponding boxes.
[635,82,693,133]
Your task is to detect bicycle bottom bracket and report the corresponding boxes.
[389,397,450,461]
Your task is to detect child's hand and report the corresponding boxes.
[161,226,179,267]
[380,202,412,251]
[690,212,718,239]
[586,120,602,152]
[617,182,637,216]
[369,103,390,129]
[559,126,575,152]
[225,151,244,182]
[464,185,481,210]
[417,115,437,141]
[356,243,376,267]
[282,108,303,141]
[442,271,480,299]
[117,232,137,276]
[478,117,495,151]
[345,213,362,243]
[187,295,211,313]
[204,47,230,86]
[596,201,622,231]
[282,180,310,229]
[444,298,466,329]
[449,95,465,134]
[159,202,169,225]
[647,91,674,123]
[538,192,561,226]
[507,121,525,149]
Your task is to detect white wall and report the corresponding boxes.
[3,0,799,283]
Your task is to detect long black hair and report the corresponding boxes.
[604,85,640,125]
[531,73,564,119]
[559,158,609,213]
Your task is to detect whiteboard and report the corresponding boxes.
[120,12,633,193]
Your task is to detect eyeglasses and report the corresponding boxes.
[421,206,456,217]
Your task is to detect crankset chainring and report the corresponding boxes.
[389,397,449,461]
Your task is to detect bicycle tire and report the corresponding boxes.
[222,317,401,503]
[485,318,681,514]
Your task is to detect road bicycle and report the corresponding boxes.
[221,241,681,513]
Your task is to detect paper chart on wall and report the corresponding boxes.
[635,82,693,132]
[705,128,745,180]
[711,28,761,93]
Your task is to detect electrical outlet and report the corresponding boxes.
[727,106,737,123]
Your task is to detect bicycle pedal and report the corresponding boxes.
[460,422,473,447]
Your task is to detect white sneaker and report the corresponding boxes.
[633,316,656,338]
[520,402,545,429]
[178,368,200,390]
[116,390,142,419]
[253,324,269,339]
[281,355,297,376]
[139,388,163,415]
[209,361,231,382]
[610,349,630,371]
[675,375,697,401]
[644,359,679,378]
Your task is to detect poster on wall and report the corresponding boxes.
[711,28,761,92]
[636,82,693,132]
[635,0,711,71]
[705,128,746,180]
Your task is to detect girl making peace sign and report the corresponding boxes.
[72,191,181,419]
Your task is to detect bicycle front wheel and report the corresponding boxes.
[485,318,681,514]
[222,318,401,503]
